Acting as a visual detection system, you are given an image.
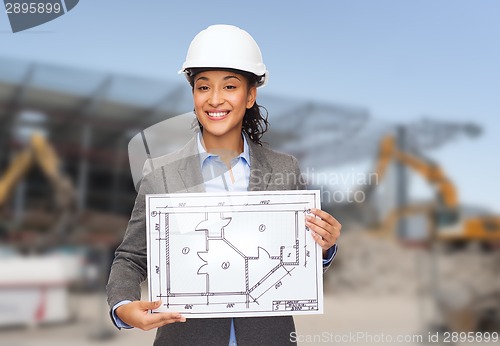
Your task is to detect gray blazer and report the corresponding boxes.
[107,134,323,345]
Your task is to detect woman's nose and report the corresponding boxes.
[208,90,223,107]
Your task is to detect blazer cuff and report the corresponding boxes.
[111,300,133,330]
[322,243,338,267]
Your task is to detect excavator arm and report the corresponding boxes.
[368,134,461,238]
[374,135,459,209]
[0,133,74,212]
[393,150,458,209]
[0,142,35,207]
[0,133,76,249]
[372,135,500,243]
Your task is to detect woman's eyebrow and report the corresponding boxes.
[195,76,209,83]
[224,75,241,81]
[195,75,241,83]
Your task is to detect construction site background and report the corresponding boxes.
[1,2,500,345]
[1,57,499,346]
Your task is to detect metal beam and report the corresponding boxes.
[395,126,409,238]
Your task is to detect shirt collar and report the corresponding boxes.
[196,132,250,167]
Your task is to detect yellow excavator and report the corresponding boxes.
[365,135,500,334]
[0,133,75,248]
[371,135,500,245]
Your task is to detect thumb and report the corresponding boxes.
[139,300,162,310]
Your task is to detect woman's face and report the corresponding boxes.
[193,70,256,141]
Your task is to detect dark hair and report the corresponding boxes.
[188,68,269,146]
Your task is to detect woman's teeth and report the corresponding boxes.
[208,111,228,118]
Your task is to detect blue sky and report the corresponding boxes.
[1,0,499,211]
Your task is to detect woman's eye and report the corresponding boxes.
[197,86,209,91]
[225,85,236,90]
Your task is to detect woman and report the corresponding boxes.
[107,24,341,346]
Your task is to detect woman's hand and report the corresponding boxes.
[305,208,341,258]
[116,300,186,331]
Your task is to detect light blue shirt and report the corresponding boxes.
[197,133,249,346]
[112,133,337,346]
[197,132,251,193]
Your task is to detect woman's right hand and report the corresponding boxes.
[116,300,186,331]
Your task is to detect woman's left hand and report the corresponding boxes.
[305,208,341,258]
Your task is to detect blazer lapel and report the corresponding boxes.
[176,135,206,193]
[178,160,205,193]
[174,133,272,192]
[247,138,273,191]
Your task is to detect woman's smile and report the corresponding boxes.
[206,110,230,120]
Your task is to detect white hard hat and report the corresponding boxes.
[179,24,269,87]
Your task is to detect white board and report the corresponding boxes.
[146,190,323,318]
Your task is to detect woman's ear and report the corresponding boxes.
[246,86,257,109]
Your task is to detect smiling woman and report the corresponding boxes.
[192,70,257,164]
[106,24,341,346]
[183,24,270,149]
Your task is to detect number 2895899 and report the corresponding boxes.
[5,2,62,14]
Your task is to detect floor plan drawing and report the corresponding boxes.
[146,190,323,318]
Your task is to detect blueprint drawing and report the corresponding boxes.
[146,190,323,318]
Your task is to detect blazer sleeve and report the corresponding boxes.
[106,177,152,309]
[290,155,335,273]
